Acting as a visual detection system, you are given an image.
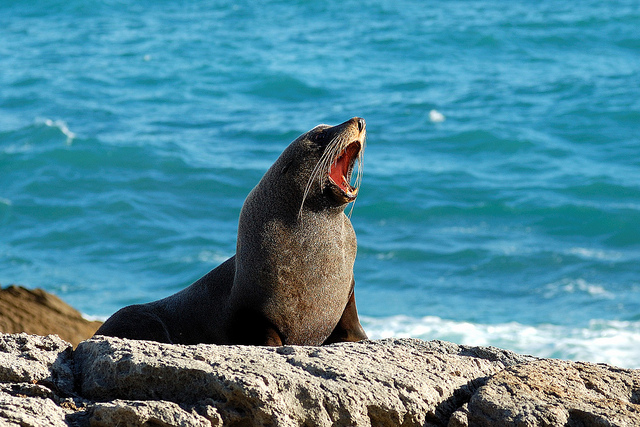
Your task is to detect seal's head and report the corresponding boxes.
[273,117,366,214]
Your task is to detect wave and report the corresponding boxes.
[361,315,640,369]
[39,118,76,145]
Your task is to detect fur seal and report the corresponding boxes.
[95,117,368,346]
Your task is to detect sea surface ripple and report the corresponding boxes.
[1,0,639,367]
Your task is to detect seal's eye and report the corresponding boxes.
[312,130,325,143]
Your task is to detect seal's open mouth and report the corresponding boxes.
[329,141,361,199]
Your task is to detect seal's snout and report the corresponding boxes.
[344,117,366,134]
[336,117,365,136]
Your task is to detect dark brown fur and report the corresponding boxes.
[95,118,368,346]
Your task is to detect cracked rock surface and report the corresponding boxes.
[1,333,639,426]
[0,333,74,396]
[74,336,509,426]
[451,358,640,427]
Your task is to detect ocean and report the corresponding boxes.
[1,0,639,368]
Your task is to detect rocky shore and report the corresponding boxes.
[1,286,639,426]
[1,333,638,426]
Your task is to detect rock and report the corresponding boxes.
[0,333,74,396]
[0,392,68,427]
[75,336,508,426]
[0,285,102,347]
[395,339,537,367]
[87,400,219,427]
[1,332,639,426]
[453,358,640,427]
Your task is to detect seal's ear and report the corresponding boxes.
[281,160,293,175]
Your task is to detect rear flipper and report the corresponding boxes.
[323,287,368,345]
[94,304,173,343]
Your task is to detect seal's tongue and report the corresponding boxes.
[329,142,360,195]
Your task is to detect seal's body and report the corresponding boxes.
[96,118,368,346]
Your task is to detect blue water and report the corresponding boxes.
[1,1,639,367]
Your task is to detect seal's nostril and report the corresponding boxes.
[357,117,365,133]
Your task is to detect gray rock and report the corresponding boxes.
[0,333,74,396]
[453,358,640,427]
[2,332,639,427]
[1,382,56,401]
[75,336,507,426]
[383,338,537,367]
[0,391,68,427]
[88,400,219,427]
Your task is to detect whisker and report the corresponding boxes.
[299,143,336,218]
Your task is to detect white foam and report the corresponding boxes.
[567,247,622,261]
[179,250,231,265]
[40,118,76,145]
[82,313,108,322]
[361,315,640,369]
[196,250,231,264]
[543,278,614,299]
[429,109,446,123]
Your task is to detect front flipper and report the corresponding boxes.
[226,307,284,346]
[94,304,173,343]
[323,285,368,345]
